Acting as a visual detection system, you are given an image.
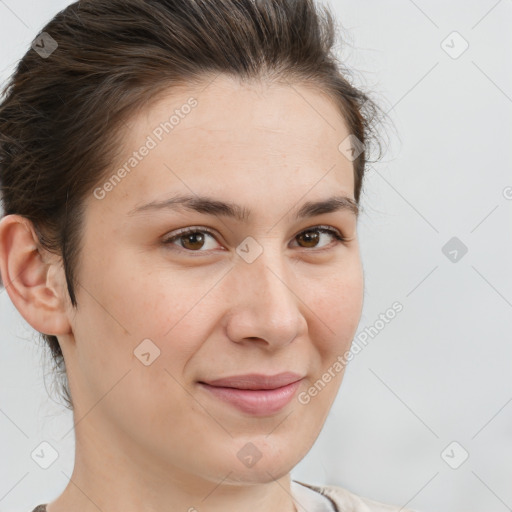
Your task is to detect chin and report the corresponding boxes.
[226,464,293,485]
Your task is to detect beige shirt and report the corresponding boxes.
[292,480,421,512]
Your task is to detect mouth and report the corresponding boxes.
[197,372,304,415]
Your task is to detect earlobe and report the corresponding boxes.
[0,214,72,336]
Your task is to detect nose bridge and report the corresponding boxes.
[226,241,304,345]
[249,249,295,311]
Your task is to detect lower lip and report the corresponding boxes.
[198,380,302,416]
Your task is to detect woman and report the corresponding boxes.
[0,0,417,511]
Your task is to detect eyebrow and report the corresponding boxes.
[127,194,359,221]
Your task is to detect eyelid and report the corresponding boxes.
[162,224,349,254]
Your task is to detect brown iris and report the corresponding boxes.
[296,230,320,248]
[180,232,207,251]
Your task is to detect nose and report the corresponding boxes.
[223,247,307,349]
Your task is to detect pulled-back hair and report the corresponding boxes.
[0,0,386,410]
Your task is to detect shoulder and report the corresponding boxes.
[293,480,421,512]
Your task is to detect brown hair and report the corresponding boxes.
[0,0,387,410]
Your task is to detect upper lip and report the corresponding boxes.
[199,372,303,390]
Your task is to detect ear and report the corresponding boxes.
[0,214,72,336]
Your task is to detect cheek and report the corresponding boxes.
[308,265,364,350]
[298,275,363,421]
[69,268,214,430]
[89,255,199,341]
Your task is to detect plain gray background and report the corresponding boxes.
[1,1,511,511]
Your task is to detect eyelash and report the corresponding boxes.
[162,225,347,255]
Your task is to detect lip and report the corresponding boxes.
[201,372,303,390]
[198,372,303,416]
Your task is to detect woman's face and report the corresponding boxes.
[63,75,364,486]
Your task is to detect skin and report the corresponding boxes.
[0,74,364,512]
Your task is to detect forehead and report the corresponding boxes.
[89,75,355,219]
[155,76,350,147]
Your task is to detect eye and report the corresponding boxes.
[162,227,221,253]
[292,226,347,250]
[162,225,347,254]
